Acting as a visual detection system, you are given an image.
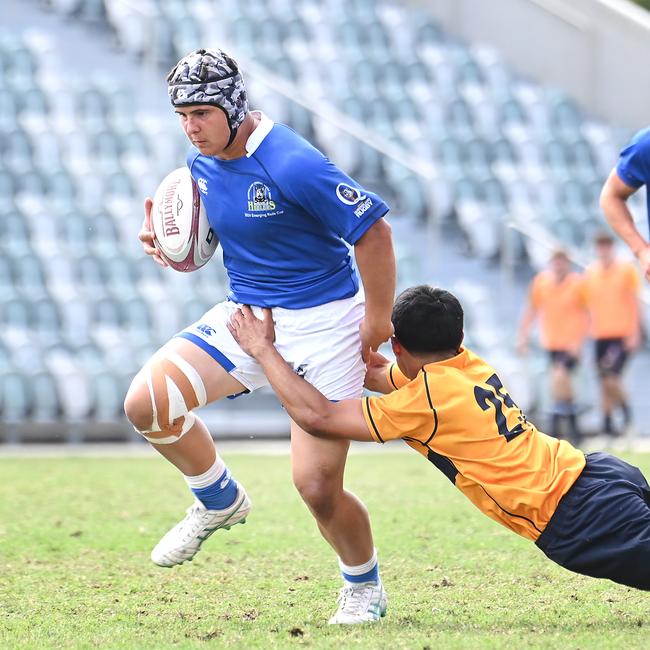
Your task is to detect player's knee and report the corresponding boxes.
[601,373,620,390]
[125,353,208,443]
[293,470,342,519]
[123,380,154,432]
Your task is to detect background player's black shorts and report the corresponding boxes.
[548,350,578,371]
[595,337,628,376]
[535,452,650,590]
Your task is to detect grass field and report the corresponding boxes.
[1,451,650,649]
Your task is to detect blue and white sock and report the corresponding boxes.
[339,548,380,586]
[184,456,238,511]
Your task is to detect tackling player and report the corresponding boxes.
[229,286,650,592]
[600,126,650,281]
[517,249,587,443]
[124,48,395,624]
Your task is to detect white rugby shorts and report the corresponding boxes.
[176,292,366,401]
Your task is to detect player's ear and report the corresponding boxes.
[390,337,402,356]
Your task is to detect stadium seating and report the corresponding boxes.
[0,1,647,435]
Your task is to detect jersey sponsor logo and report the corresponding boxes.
[354,197,373,218]
[247,182,276,212]
[294,364,307,378]
[196,323,216,337]
[197,177,208,195]
[336,182,366,206]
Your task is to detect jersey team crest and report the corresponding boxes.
[247,182,276,211]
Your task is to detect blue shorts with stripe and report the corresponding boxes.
[535,452,650,590]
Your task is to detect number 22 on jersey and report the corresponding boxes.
[474,373,527,442]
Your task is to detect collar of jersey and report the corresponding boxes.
[245,111,274,157]
[422,347,469,372]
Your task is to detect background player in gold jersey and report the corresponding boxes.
[517,248,588,443]
[582,232,642,437]
[228,286,650,592]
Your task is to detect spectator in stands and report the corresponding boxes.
[582,233,642,437]
[517,249,587,443]
[600,127,650,282]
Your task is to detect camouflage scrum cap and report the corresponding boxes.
[167,48,248,146]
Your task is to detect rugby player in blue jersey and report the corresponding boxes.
[601,126,650,282]
[124,49,395,624]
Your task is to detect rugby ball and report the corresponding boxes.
[151,167,218,272]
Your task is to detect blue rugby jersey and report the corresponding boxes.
[616,126,650,236]
[187,113,389,309]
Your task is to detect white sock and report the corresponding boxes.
[339,548,379,585]
[183,455,227,489]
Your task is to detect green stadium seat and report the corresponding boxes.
[30,371,63,421]
[3,130,34,172]
[0,170,16,196]
[13,255,49,300]
[171,17,202,60]
[46,169,76,201]
[0,372,30,421]
[77,255,108,298]
[104,256,138,300]
[74,342,106,374]
[77,0,106,23]
[90,371,127,421]
[94,297,124,327]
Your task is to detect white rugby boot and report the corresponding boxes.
[151,485,251,567]
[328,581,388,624]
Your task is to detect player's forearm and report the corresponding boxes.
[603,199,647,255]
[254,346,338,436]
[354,219,396,321]
[600,178,647,256]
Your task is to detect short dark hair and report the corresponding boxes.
[392,286,464,354]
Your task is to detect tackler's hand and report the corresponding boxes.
[359,318,394,364]
[228,306,276,359]
[364,349,392,393]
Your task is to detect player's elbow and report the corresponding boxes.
[371,218,393,244]
[296,408,341,439]
[290,407,329,438]
[598,184,613,214]
[599,177,626,216]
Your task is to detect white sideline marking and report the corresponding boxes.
[0,440,412,458]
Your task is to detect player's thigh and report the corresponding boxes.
[160,337,248,400]
[550,361,572,390]
[550,361,567,382]
[125,336,247,423]
[290,419,350,492]
[274,293,366,402]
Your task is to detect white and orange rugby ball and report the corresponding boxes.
[151,167,218,272]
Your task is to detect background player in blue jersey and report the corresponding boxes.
[600,126,650,281]
[123,48,396,624]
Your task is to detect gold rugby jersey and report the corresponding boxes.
[364,348,585,541]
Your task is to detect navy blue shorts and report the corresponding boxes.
[595,338,628,376]
[535,451,650,590]
[548,350,578,372]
